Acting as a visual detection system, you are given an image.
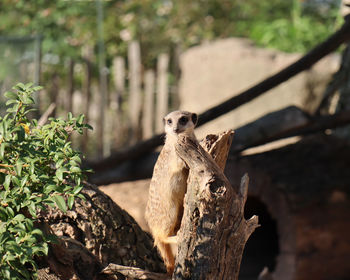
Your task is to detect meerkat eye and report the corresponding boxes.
[179,116,188,125]
[167,119,172,125]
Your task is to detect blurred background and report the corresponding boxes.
[0,0,343,158]
[1,1,350,280]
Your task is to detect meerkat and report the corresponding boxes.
[145,110,198,274]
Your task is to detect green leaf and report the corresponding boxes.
[55,168,64,181]
[71,155,82,164]
[67,195,74,209]
[13,214,25,222]
[6,207,14,218]
[27,201,36,217]
[5,99,18,106]
[20,176,28,188]
[32,86,43,91]
[0,143,5,159]
[52,195,67,213]
[76,114,84,125]
[70,166,81,173]
[4,175,11,191]
[15,162,23,177]
[31,229,43,237]
[43,184,59,194]
[11,177,20,187]
[67,112,73,120]
[72,185,83,195]
[77,193,85,200]
[85,124,93,130]
[4,91,18,100]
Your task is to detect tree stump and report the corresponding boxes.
[173,131,259,279]
[37,131,258,279]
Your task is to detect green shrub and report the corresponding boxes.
[0,83,92,279]
[248,0,342,53]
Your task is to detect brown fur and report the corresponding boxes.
[145,111,197,274]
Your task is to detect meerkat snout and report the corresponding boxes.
[163,110,198,136]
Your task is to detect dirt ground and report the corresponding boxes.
[99,179,151,231]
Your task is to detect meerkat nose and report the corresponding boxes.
[174,128,180,133]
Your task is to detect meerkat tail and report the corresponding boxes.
[156,240,175,274]
[164,235,178,244]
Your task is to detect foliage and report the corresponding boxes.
[0,0,342,106]
[248,0,342,52]
[0,1,341,67]
[0,83,91,279]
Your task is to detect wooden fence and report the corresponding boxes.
[42,40,178,159]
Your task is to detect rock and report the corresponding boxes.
[179,38,340,138]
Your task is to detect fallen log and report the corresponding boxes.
[36,182,164,279]
[89,107,350,185]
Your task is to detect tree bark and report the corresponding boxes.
[173,131,259,279]
[39,131,258,279]
[37,182,165,280]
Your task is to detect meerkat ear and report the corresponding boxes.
[163,117,166,125]
[191,113,198,126]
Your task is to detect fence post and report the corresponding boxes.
[143,69,155,139]
[113,56,125,109]
[50,72,59,118]
[111,56,126,147]
[128,41,142,142]
[155,53,169,133]
[81,59,92,155]
[66,58,75,114]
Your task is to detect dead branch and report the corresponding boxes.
[102,264,170,280]
[233,109,350,153]
[174,131,259,279]
[197,19,350,127]
[89,107,350,184]
[38,103,56,126]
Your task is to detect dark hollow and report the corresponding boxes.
[239,196,280,280]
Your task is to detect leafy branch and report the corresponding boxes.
[0,83,92,279]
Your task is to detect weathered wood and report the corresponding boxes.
[231,106,310,153]
[173,131,258,279]
[38,103,56,126]
[38,236,112,280]
[81,58,92,154]
[49,72,59,118]
[111,56,126,148]
[37,182,165,279]
[102,264,170,280]
[87,108,350,184]
[143,69,156,139]
[66,58,75,114]
[199,130,234,170]
[112,56,125,109]
[128,41,142,141]
[156,53,169,133]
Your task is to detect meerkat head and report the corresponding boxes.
[163,110,198,138]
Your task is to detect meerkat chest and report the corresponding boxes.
[166,149,188,197]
